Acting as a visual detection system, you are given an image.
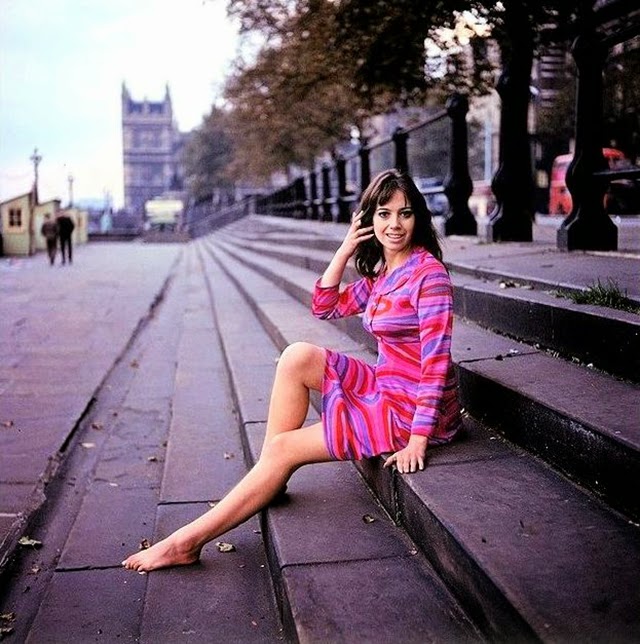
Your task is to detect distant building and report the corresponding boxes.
[0,189,37,255]
[0,190,87,256]
[121,83,189,220]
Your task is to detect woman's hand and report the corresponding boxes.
[383,435,428,473]
[337,210,374,259]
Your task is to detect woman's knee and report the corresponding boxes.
[260,432,299,471]
[277,342,325,385]
[260,423,329,471]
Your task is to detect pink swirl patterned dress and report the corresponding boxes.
[311,247,462,461]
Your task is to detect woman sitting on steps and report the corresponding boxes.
[122,169,463,573]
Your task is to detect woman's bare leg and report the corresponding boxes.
[263,342,325,447]
[122,422,331,572]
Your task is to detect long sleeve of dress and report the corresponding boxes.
[311,276,374,320]
[409,269,455,438]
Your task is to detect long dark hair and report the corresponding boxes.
[354,169,442,277]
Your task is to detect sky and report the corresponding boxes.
[0,0,240,208]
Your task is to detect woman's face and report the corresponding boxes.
[372,189,415,258]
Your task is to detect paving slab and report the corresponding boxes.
[442,237,640,299]
[25,568,147,644]
[57,482,159,570]
[282,556,479,644]
[140,504,282,644]
[161,359,246,503]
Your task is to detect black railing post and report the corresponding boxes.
[393,127,409,174]
[444,93,476,235]
[336,157,351,222]
[294,177,307,218]
[321,164,333,221]
[557,7,617,251]
[359,143,371,192]
[483,5,535,242]
[309,171,319,220]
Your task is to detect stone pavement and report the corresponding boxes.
[0,228,638,642]
[1,242,180,565]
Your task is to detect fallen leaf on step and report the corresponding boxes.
[147,455,158,462]
[215,541,236,553]
[2,421,14,428]
[81,442,96,449]
[362,514,376,524]
[18,536,42,549]
[223,452,235,460]
[130,359,140,369]
[91,421,104,430]
[139,538,151,550]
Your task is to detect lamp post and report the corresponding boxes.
[30,147,42,197]
[68,174,74,207]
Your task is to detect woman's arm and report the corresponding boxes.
[312,211,375,319]
[384,267,454,473]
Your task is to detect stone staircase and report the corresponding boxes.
[192,214,640,643]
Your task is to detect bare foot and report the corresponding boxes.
[122,534,200,572]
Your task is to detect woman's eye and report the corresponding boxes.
[401,211,414,219]
[376,211,389,219]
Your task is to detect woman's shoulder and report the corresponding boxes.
[411,247,448,277]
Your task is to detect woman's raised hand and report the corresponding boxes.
[337,210,374,258]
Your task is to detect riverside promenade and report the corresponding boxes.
[1,219,639,643]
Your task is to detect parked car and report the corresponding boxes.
[549,148,640,215]
[413,177,450,217]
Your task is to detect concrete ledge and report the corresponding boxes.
[216,228,640,382]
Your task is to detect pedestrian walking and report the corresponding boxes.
[56,212,75,264]
[40,213,58,266]
[122,169,463,573]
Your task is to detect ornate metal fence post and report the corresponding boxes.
[393,127,409,173]
[336,157,351,222]
[294,177,307,218]
[444,93,476,235]
[483,5,535,241]
[359,143,371,191]
[321,164,333,221]
[309,171,319,220]
[557,10,617,250]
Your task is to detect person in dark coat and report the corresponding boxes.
[56,213,75,264]
[40,213,58,266]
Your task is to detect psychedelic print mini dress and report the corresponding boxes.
[311,247,462,461]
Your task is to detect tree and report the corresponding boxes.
[182,107,234,202]
[223,0,364,180]
[220,0,580,209]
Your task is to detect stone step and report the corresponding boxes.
[202,233,640,642]
[138,243,282,643]
[225,213,640,303]
[16,245,283,643]
[216,225,640,383]
[195,240,482,643]
[210,231,640,523]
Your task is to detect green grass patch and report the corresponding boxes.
[567,279,639,314]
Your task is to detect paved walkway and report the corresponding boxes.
[0,231,638,641]
[1,242,180,553]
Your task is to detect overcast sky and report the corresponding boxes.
[0,0,240,207]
